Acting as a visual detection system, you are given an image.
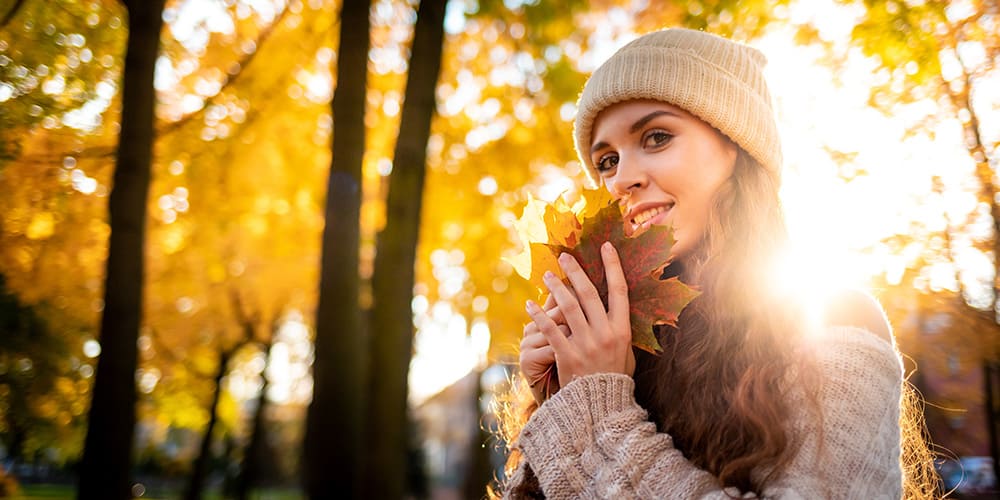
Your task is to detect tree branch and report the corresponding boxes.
[0,0,27,29]
[155,4,292,137]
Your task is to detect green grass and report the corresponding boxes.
[14,484,75,500]
[13,484,303,500]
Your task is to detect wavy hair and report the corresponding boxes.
[629,149,800,493]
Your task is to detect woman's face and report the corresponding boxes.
[590,99,738,258]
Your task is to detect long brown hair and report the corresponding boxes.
[629,149,800,493]
[492,150,940,497]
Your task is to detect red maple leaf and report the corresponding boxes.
[509,190,699,354]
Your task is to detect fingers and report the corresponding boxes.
[601,242,630,328]
[540,292,569,325]
[541,270,592,342]
[542,292,557,310]
[556,252,610,333]
[520,344,554,366]
[521,326,570,350]
[526,299,573,354]
[519,340,556,400]
[522,307,567,341]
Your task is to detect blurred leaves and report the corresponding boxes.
[0,2,802,463]
[4,0,995,473]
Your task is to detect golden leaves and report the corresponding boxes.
[26,212,55,240]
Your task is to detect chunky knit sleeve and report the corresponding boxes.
[507,325,904,499]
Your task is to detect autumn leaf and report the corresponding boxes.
[508,189,699,353]
[508,194,582,286]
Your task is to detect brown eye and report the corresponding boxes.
[596,154,619,173]
[644,131,673,147]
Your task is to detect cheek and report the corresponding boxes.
[671,200,712,248]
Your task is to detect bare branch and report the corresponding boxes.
[155,4,292,137]
[0,0,27,29]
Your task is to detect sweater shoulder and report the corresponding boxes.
[823,289,892,342]
[798,324,904,390]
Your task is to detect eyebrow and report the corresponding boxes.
[590,110,679,154]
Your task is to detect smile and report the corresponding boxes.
[630,204,673,233]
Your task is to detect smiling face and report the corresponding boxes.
[590,99,738,258]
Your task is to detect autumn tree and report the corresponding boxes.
[5,0,343,491]
[77,1,166,498]
[0,1,129,466]
[303,0,371,496]
[142,2,330,493]
[800,0,1000,480]
[0,274,89,464]
[0,2,803,497]
[365,0,448,496]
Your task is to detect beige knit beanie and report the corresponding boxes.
[574,28,781,186]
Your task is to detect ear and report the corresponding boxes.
[823,289,892,342]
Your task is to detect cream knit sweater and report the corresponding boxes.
[504,325,904,499]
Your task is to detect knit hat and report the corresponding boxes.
[573,28,781,186]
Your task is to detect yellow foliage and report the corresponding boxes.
[159,224,187,255]
[208,264,227,283]
[26,212,55,240]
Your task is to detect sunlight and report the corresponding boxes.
[750,5,979,321]
[408,299,491,406]
[409,0,989,399]
[769,243,863,338]
[265,312,314,405]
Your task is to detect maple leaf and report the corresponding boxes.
[508,194,582,290]
[507,189,699,354]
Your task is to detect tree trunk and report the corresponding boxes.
[184,350,232,500]
[302,0,371,497]
[463,369,493,500]
[0,0,26,29]
[77,2,165,498]
[366,0,447,497]
[984,362,1000,481]
[947,59,1000,488]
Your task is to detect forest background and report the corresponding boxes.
[0,0,999,498]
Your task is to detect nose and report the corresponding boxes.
[609,154,646,197]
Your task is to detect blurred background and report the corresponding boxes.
[0,0,998,498]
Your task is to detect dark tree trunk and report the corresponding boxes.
[947,61,1000,485]
[77,2,165,498]
[302,0,371,497]
[0,0,26,28]
[463,370,494,500]
[184,351,232,500]
[985,361,1000,489]
[366,0,447,498]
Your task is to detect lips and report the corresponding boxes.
[626,202,674,235]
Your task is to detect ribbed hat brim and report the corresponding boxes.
[573,33,782,187]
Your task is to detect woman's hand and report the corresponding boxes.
[520,294,567,404]
[526,241,635,389]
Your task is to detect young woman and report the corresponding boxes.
[497,28,938,499]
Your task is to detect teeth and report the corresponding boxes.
[633,206,669,225]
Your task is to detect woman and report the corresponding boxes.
[496,29,938,499]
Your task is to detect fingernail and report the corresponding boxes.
[526,300,539,313]
[559,252,570,263]
[602,241,611,252]
[543,271,555,281]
